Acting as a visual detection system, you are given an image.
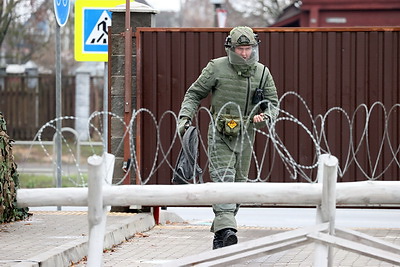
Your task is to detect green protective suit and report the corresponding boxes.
[178,56,278,233]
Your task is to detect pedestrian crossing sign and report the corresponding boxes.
[75,0,125,61]
[85,10,110,47]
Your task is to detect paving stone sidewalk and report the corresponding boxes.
[81,223,400,267]
[0,211,169,267]
[1,210,400,267]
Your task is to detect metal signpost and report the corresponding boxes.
[54,0,71,210]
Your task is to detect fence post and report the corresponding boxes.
[25,61,39,133]
[75,65,91,141]
[314,154,338,267]
[87,153,114,267]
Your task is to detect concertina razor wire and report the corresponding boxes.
[26,91,400,186]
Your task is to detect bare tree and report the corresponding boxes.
[179,0,294,28]
[0,0,21,48]
[155,11,181,27]
[2,0,76,72]
[2,0,53,65]
[226,0,294,26]
[181,0,214,27]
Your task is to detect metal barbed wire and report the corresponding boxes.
[26,92,400,186]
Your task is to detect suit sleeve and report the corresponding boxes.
[178,61,216,120]
[263,70,279,121]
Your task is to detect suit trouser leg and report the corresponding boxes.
[208,134,252,233]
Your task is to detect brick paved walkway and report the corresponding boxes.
[1,211,400,266]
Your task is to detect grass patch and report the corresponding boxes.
[19,173,88,188]
[13,143,104,164]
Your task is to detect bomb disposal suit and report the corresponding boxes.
[178,26,279,248]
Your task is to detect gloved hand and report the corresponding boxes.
[252,113,265,123]
[178,116,191,136]
[253,113,270,129]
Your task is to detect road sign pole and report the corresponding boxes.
[103,62,108,152]
[54,0,70,211]
[55,23,62,210]
[123,0,132,185]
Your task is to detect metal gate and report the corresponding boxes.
[135,27,400,184]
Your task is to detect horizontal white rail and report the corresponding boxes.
[17,181,400,208]
[15,153,400,266]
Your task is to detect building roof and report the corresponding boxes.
[271,0,400,27]
[273,2,301,27]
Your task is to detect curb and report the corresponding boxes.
[13,211,183,267]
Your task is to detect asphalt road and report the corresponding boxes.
[167,207,400,228]
[29,206,400,228]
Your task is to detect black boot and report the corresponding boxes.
[221,228,238,247]
[213,228,238,249]
[212,231,223,250]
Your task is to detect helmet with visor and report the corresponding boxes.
[224,26,260,66]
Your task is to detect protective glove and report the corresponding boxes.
[178,116,191,136]
[253,113,270,129]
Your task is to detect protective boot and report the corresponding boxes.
[222,228,238,247]
[212,231,224,250]
[213,228,237,249]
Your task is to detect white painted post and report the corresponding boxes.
[87,153,114,267]
[24,61,39,128]
[87,154,104,267]
[75,66,91,141]
[314,154,338,267]
[325,155,338,236]
[104,153,115,212]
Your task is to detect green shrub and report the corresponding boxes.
[0,113,29,223]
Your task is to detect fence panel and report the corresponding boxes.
[137,27,400,184]
[0,74,103,141]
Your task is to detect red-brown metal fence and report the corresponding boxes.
[136,27,400,184]
[0,74,103,140]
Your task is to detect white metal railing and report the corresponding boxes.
[16,153,400,266]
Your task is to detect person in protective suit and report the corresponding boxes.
[177,26,279,249]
